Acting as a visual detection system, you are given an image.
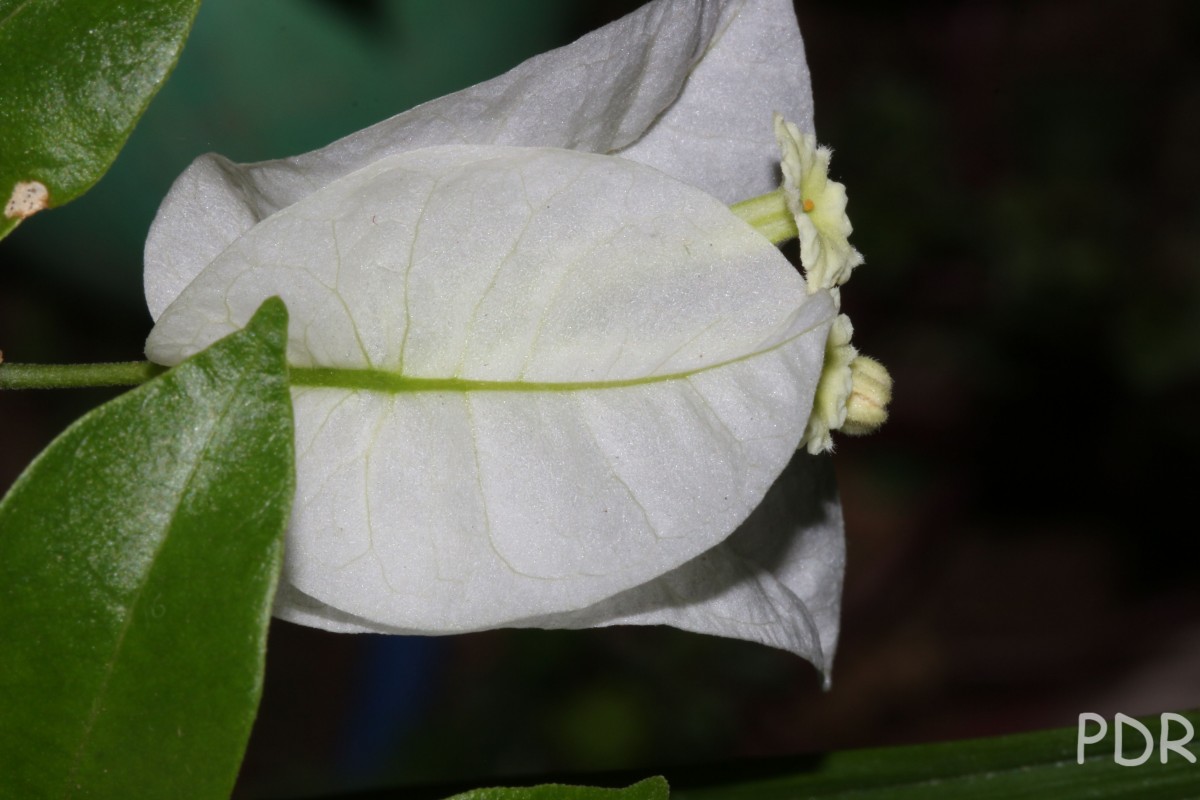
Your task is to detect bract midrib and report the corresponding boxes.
[287,320,822,394]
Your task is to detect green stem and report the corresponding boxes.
[0,361,165,390]
[731,187,799,245]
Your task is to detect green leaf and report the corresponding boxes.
[0,297,294,799]
[444,777,670,800]
[671,710,1200,799]
[0,0,202,240]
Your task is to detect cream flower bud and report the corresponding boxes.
[801,315,893,453]
[801,317,893,452]
[842,355,892,436]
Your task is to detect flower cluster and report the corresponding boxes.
[772,115,891,454]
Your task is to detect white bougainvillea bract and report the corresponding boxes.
[144,0,847,678]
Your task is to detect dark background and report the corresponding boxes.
[2,1,1197,797]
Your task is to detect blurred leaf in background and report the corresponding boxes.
[668,709,1200,800]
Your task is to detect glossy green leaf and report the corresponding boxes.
[0,0,202,240]
[0,298,293,799]
[444,777,669,800]
[671,710,1200,799]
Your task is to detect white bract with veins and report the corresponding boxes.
[144,0,848,678]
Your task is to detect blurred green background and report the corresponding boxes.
[2,1,1198,797]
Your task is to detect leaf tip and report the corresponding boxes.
[246,296,289,343]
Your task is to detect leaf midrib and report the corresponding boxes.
[60,361,253,798]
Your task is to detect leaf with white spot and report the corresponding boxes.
[0,0,201,240]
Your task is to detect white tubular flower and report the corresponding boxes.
[774,113,864,299]
[144,0,846,677]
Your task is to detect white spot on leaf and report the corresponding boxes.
[5,180,49,220]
